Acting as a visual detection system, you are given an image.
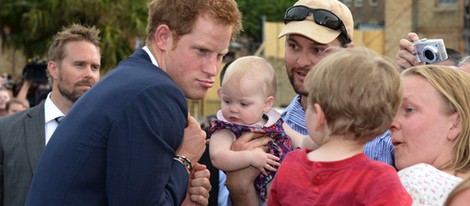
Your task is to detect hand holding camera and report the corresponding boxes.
[413,38,448,64]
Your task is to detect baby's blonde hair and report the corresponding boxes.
[222,56,276,98]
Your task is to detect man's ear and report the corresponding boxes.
[448,113,463,141]
[263,96,275,113]
[154,24,172,51]
[313,103,326,131]
[47,61,58,80]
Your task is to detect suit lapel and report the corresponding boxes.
[24,102,46,172]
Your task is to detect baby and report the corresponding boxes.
[209,56,304,205]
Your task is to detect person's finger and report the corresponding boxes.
[251,136,271,149]
[189,194,208,206]
[237,132,258,142]
[188,186,209,200]
[268,154,280,161]
[259,167,268,176]
[407,32,420,42]
[395,56,412,71]
[190,176,211,191]
[399,38,415,53]
[191,164,211,192]
[265,164,277,172]
[267,159,280,167]
[396,49,418,71]
[187,115,199,128]
[187,173,210,206]
[193,162,207,171]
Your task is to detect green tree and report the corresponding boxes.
[237,0,296,42]
[0,0,296,71]
[0,0,148,72]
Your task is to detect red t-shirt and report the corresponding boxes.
[268,149,412,206]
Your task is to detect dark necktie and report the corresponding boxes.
[55,116,65,124]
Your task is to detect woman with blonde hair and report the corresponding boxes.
[391,65,470,205]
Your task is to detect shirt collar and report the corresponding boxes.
[143,46,159,67]
[44,92,65,123]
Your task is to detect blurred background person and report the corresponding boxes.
[458,56,470,73]
[0,87,12,116]
[16,59,51,107]
[5,97,30,114]
[391,65,470,205]
[433,48,463,67]
[396,33,464,71]
[0,23,101,206]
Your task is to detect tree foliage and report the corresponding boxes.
[0,0,296,72]
[0,0,148,72]
[237,0,297,42]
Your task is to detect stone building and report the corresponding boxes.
[345,0,470,61]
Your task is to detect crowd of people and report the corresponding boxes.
[1,0,470,205]
[0,66,49,117]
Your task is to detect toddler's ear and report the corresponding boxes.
[314,103,326,131]
[263,96,275,113]
[217,88,223,98]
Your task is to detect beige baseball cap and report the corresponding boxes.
[279,0,354,44]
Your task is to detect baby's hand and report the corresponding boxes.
[250,148,280,176]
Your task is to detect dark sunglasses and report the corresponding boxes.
[284,5,351,43]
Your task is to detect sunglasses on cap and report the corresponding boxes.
[284,5,351,43]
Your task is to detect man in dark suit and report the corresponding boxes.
[25,0,242,205]
[0,24,102,206]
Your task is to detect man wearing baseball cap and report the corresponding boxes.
[227,0,395,204]
[279,0,354,133]
[279,0,353,45]
[278,0,394,168]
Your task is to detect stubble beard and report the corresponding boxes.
[57,78,94,103]
[288,70,309,97]
[58,84,81,103]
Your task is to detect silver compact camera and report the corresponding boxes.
[413,38,448,64]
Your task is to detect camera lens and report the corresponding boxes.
[424,50,436,61]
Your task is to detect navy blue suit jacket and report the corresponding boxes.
[26,49,189,205]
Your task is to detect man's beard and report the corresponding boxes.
[58,79,94,103]
[288,70,309,97]
[58,86,80,103]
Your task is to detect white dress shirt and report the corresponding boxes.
[143,46,160,67]
[44,93,65,145]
